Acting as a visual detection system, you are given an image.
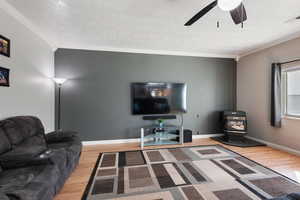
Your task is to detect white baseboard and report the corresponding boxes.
[193,134,223,139]
[82,138,140,145]
[246,136,300,156]
[82,134,224,146]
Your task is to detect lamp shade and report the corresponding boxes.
[52,78,67,85]
[218,0,242,11]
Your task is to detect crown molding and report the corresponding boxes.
[0,0,56,49]
[238,31,300,59]
[58,46,238,59]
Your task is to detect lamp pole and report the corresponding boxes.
[57,83,62,130]
[52,78,67,131]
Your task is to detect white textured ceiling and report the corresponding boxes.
[4,0,300,57]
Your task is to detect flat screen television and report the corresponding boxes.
[131,82,187,115]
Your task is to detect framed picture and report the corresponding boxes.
[0,67,10,87]
[0,35,10,57]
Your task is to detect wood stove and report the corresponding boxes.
[212,111,265,147]
[223,111,247,140]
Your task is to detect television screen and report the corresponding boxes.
[131,82,187,115]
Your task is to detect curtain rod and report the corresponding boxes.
[278,59,300,65]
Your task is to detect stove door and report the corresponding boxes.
[225,116,247,132]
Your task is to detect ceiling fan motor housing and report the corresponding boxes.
[218,0,243,11]
[184,0,247,26]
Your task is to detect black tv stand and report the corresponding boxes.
[143,115,177,120]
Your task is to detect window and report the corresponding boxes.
[282,67,300,117]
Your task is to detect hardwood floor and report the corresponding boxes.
[54,138,300,200]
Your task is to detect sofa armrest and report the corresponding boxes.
[0,150,54,170]
[46,131,78,144]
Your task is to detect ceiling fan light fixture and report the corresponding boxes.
[218,0,243,11]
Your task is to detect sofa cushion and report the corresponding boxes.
[0,128,11,154]
[0,116,47,149]
[0,136,48,170]
[0,167,36,189]
[9,116,45,138]
[49,149,67,172]
[0,139,46,161]
[0,165,60,200]
[18,135,47,154]
[5,182,52,200]
[1,120,24,146]
[46,131,78,144]
[0,193,9,200]
[48,138,82,174]
[0,116,82,200]
[0,153,54,170]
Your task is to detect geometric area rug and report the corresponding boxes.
[81,145,300,200]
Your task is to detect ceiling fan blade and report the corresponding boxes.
[230,3,247,25]
[185,0,217,26]
[296,16,300,20]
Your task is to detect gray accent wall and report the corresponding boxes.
[55,49,236,141]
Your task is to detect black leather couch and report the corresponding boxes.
[0,116,82,200]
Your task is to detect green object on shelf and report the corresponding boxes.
[157,119,164,128]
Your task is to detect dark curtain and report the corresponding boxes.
[271,63,282,128]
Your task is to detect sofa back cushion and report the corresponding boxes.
[0,128,11,154]
[0,116,46,148]
[1,120,24,146]
[8,116,45,138]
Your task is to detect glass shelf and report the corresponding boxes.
[142,124,178,129]
[144,132,178,140]
[140,124,183,149]
[144,140,179,147]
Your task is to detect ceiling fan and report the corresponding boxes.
[285,16,300,23]
[184,0,247,26]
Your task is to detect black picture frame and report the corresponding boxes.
[0,67,10,87]
[0,35,10,57]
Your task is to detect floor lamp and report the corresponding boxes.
[53,78,67,131]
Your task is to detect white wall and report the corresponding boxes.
[0,8,55,132]
[237,37,300,151]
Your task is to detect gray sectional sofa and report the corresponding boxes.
[0,116,82,200]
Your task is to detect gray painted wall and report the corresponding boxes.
[55,49,236,141]
[0,8,54,132]
[237,37,300,151]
